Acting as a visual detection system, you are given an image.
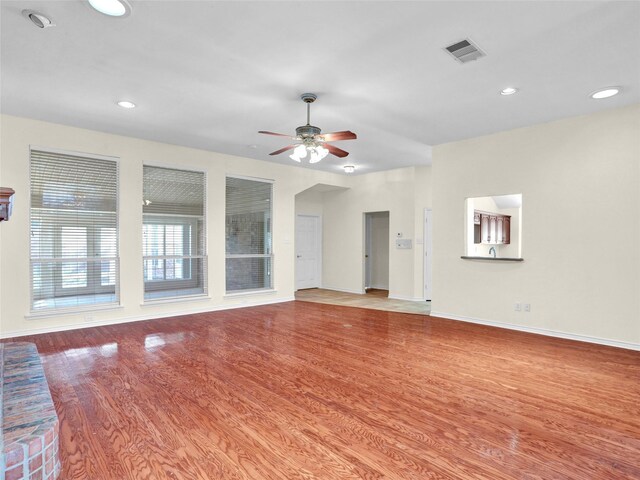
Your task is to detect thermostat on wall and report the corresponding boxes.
[396,239,412,249]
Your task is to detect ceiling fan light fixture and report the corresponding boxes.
[88,0,131,17]
[289,144,307,162]
[343,165,355,174]
[308,145,329,164]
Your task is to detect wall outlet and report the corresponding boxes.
[514,303,521,312]
[524,303,531,312]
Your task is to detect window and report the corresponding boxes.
[30,149,119,311]
[143,166,206,300]
[225,176,273,292]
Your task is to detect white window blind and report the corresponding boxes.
[225,176,273,292]
[30,149,119,311]
[143,166,206,300]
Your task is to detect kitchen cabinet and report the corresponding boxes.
[474,210,510,245]
[0,187,15,222]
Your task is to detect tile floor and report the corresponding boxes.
[295,288,430,315]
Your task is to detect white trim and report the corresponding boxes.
[388,294,426,302]
[141,294,211,306]
[424,208,432,301]
[224,289,277,298]
[430,311,640,351]
[142,161,207,175]
[28,146,122,313]
[3,296,294,339]
[29,144,120,162]
[320,286,365,295]
[226,173,275,184]
[25,303,123,320]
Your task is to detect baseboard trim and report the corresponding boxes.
[388,295,427,302]
[430,311,640,351]
[1,296,295,339]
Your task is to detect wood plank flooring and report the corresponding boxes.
[3,301,639,479]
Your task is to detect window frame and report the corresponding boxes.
[142,164,208,301]
[29,146,120,313]
[225,174,274,294]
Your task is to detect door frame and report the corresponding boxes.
[364,213,372,290]
[295,214,322,290]
[363,211,390,292]
[424,208,432,301]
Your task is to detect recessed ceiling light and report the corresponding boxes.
[500,87,518,96]
[590,87,620,99]
[87,0,131,17]
[117,100,136,109]
[22,9,55,29]
[343,165,355,174]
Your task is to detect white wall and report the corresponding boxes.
[432,104,640,348]
[0,115,350,337]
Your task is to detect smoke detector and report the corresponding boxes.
[22,10,55,29]
[444,38,485,64]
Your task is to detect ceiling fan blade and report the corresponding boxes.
[259,130,292,138]
[321,130,357,142]
[325,143,349,158]
[269,144,297,156]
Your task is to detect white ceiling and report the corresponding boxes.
[1,1,639,175]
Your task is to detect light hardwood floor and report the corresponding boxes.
[4,301,639,479]
[296,288,430,315]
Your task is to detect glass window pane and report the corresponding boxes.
[226,257,272,291]
[29,150,119,311]
[142,165,206,300]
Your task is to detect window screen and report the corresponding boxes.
[143,166,206,300]
[225,176,273,292]
[30,149,119,311]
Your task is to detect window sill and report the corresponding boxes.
[224,289,277,298]
[142,294,211,306]
[25,303,123,320]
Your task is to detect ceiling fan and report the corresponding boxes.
[259,93,357,163]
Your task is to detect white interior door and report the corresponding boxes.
[424,208,433,301]
[295,215,321,290]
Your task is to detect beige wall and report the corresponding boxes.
[0,115,351,337]
[322,167,430,300]
[432,104,640,347]
[0,115,431,337]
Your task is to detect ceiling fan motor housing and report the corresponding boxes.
[296,125,321,139]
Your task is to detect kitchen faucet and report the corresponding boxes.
[489,247,496,258]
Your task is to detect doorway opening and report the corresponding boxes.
[364,211,390,296]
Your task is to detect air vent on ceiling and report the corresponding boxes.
[444,38,485,64]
